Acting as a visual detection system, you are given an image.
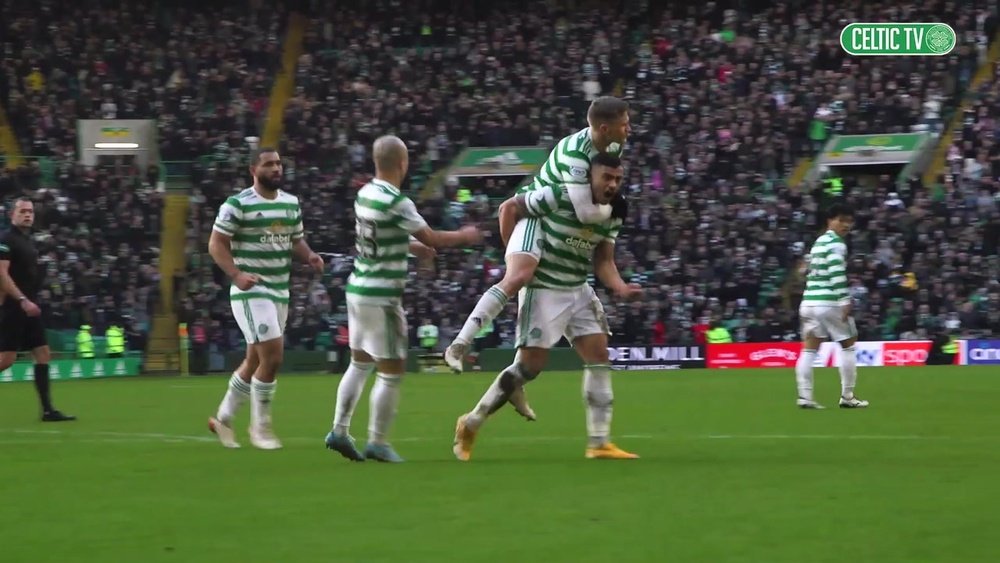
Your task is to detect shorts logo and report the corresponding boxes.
[258,323,269,335]
[569,166,587,179]
[529,327,542,339]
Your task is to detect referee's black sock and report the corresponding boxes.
[33,363,54,412]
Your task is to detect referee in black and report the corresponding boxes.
[0,197,75,421]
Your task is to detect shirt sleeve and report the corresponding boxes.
[393,197,429,233]
[602,219,622,244]
[554,149,591,187]
[213,198,243,237]
[521,185,560,217]
[291,207,305,241]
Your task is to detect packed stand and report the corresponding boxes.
[281,0,993,189]
[0,0,287,355]
[0,161,163,351]
[219,0,993,352]
[0,0,283,161]
[893,56,1000,340]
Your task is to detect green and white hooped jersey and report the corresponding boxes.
[213,187,304,304]
[346,179,428,305]
[802,230,850,306]
[517,127,623,196]
[521,183,621,290]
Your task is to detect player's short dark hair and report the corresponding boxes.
[588,96,629,124]
[825,202,854,221]
[251,147,279,165]
[592,152,623,170]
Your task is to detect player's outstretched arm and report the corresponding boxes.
[411,225,482,249]
[594,241,641,301]
[392,195,482,250]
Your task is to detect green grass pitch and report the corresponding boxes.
[1,366,998,563]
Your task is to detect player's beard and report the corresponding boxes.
[258,174,282,192]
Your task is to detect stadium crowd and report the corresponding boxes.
[1,0,999,356]
[0,0,283,350]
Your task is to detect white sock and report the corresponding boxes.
[840,346,857,399]
[216,372,251,423]
[332,361,374,436]
[796,349,817,401]
[583,364,613,448]
[454,285,509,346]
[465,363,526,430]
[368,373,401,445]
[250,377,276,427]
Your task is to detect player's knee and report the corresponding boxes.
[577,338,609,365]
[376,359,406,376]
[501,269,534,294]
[257,351,284,375]
[33,347,51,364]
[589,350,610,365]
[519,363,541,381]
[0,353,15,371]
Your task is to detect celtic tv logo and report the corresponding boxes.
[841,23,956,56]
[925,25,955,54]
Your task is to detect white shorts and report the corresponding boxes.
[231,298,289,344]
[799,305,857,343]
[505,216,544,261]
[346,295,408,361]
[516,285,609,349]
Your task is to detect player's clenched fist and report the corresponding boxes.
[233,272,259,291]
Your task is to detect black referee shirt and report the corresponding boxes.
[0,228,41,302]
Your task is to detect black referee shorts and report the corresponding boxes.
[0,304,48,352]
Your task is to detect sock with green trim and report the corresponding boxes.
[454,285,510,346]
[583,364,613,448]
